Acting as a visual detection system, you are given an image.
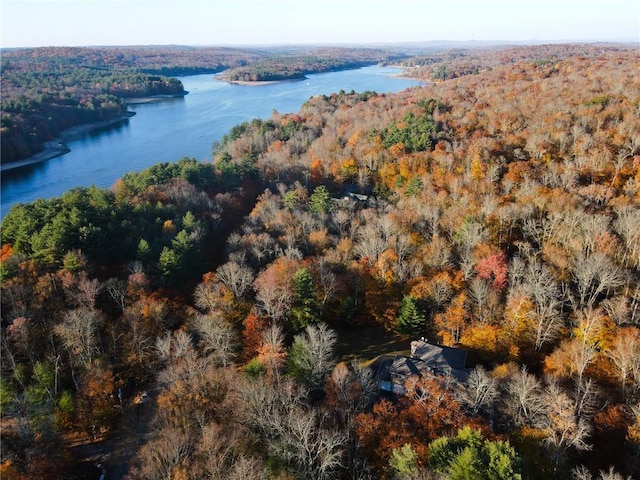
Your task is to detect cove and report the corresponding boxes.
[1,66,422,217]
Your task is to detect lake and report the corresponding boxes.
[1,66,422,217]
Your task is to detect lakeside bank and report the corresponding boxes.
[1,112,136,173]
[1,91,189,173]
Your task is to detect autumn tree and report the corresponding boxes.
[287,322,337,389]
[241,311,268,361]
[571,252,625,310]
[514,258,566,351]
[325,361,377,429]
[257,322,287,375]
[401,375,472,440]
[627,402,640,467]
[132,425,194,480]
[193,276,235,315]
[54,307,104,367]
[613,206,640,269]
[356,399,416,474]
[435,292,468,346]
[61,271,102,309]
[571,465,635,480]
[501,365,545,428]
[544,308,606,393]
[5,316,39,368]
[235,374,346,479]
[476,252,509,291]
[105,277,128,314]
[216,260,255,300]
[314,258,337,319]
[190,313,238,367]
[604,327,640,400]
[76,363,119,439]
[537,380,592,473]
[253,256,300,323]
[458,365,499,418]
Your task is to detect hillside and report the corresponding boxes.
[1,43,639,480]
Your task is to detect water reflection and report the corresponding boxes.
[85,117,131,140]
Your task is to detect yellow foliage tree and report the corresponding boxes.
[460,324,504,359]
[435,292,468,345]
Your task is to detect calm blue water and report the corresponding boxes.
[1,66,421,216]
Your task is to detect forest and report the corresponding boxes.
[0,45,406,165]
[1,43,639,480]
[216,47,406,82]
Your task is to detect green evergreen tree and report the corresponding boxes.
[428,426,522,480]
[287,334,308,383]
[0,377,14,414]
[389,443,419,479]
[62,249,87,272]
[339,296,357,325]
[283,190,300,211]
[137,238,152,263]
[396,295,425,335]
[404,176,423,197]
[448,446,484,480]
[485,440,522,480]
[289,267,319,331]
[309,185,331,214]
[182,211,197,231]
[158,246,178,277]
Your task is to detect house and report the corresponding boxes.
[377,338,469,394]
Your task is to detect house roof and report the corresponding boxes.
[390,355,426,377]
[410,340,467,371]
[379,339,470,386]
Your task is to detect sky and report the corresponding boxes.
[1,0,638,49]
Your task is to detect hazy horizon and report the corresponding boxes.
[2,0,638,50]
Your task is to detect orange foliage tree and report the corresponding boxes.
[356,375,473,475]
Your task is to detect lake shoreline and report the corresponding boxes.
[225,78,305,86]
[125,91,189,104]
[1,91,189,172]
[2,66,423,214]
[0,112,136,173]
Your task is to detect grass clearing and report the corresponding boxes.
[334,326,411,366]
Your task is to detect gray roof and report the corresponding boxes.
[410,340,467,371]
[381,339,470,385]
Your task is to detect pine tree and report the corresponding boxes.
[289,267,319,331]
[309,185,331,214]
[396,295,425,335]
[428,426,522,480]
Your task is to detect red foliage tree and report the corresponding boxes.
[475,252,508,291]
[356,375,475,476]
[241,311,268,361]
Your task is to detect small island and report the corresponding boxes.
[215,46,406,84]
